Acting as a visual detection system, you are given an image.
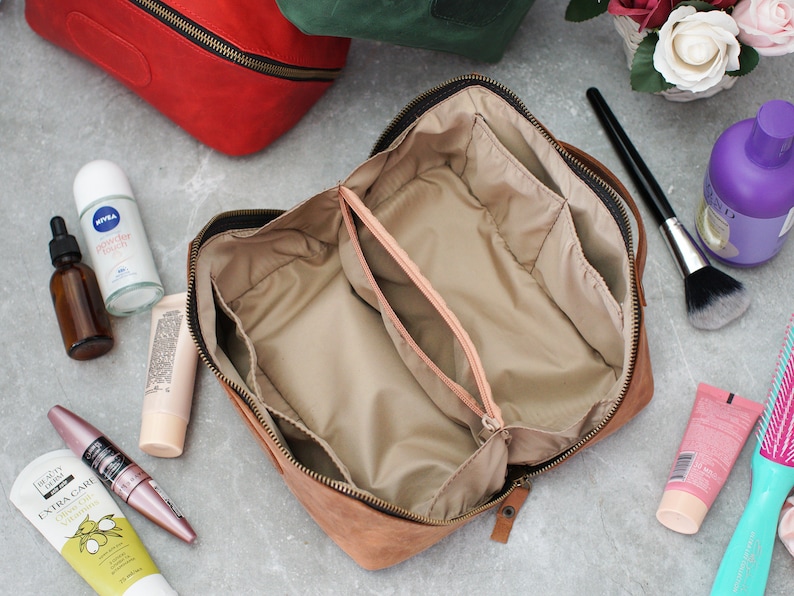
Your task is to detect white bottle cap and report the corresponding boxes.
[74,159,135,216]
[656,489,708,534]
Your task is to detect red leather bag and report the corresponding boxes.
[24,0,351,155]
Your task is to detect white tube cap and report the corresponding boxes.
[139,412,188,458]
[656,489,709,534]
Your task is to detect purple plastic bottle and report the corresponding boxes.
[696,100,794,267]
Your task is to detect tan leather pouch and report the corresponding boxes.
[187,76,654,569]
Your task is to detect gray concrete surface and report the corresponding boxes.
[2,0,794,594]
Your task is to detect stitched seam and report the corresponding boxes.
[430,0,511,27]
[66,12,151,87]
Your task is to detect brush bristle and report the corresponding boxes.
[759,316,794,466]
[684,266,751,330]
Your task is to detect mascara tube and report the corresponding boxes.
[48,405,197,543]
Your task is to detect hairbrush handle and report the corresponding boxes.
[711,452,794,595]
[586,87,675,225]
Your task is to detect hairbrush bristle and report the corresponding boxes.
[685,266,751,330]
[759,316,794,465]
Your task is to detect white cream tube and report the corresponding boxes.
[10,449,176,596]
[139,292,198,458]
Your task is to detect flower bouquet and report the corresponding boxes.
[566,0,794,100]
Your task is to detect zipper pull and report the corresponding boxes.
[490,477,531,544]
[477,415,504,443]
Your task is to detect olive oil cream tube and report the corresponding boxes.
[10,449,177,595]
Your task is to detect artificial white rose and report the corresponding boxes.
[733,0,794,57]
[653,6,741,93]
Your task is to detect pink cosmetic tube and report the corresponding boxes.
[48,404,197,543]
[656,383,763,534]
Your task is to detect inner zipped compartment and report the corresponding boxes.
[338,185,501,436]
[192,86,638,520]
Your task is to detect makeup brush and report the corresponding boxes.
[586,87,750,330]
[711,315,794,595]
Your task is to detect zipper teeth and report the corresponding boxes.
[187,73,644,520]
[186,209,517,525]
[130,0,342,81]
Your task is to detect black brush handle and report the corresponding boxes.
[586,87,676,225]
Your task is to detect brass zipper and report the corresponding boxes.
[129,0,343,81]
[186,74,644,523]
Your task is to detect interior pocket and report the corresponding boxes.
[212,275,354,483]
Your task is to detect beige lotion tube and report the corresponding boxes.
[139,292,198,457]
[656,382,763,534]
[10,449,176,596]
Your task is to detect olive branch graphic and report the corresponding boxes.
[67,514,123,554]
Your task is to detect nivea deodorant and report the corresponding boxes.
[74,160,164,316]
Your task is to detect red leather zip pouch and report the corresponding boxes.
[25,0,351,155]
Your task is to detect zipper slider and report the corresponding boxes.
[477,415,503,443]
[490,476,531,544]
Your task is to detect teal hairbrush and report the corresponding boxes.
[711,316,794,595]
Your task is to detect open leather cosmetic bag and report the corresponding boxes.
[186,76,655,570]
[24,0,350,156]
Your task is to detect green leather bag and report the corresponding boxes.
[274,0,537,63]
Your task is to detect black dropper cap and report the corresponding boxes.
[49,216,82,265]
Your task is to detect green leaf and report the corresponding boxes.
[729,44,760,77]
[565,0,609,22]
[630,34,675,93]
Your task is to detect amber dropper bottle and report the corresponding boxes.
[49,216,114,360]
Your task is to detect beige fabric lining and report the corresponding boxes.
[193,86,637,519]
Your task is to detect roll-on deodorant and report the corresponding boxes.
[74,160,164,316]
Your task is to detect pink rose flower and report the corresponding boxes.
[608,0,679,31]
[733,0,794,56]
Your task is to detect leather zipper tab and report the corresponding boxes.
[490,478,531,544]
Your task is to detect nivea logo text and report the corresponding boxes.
[92,206,121,233]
